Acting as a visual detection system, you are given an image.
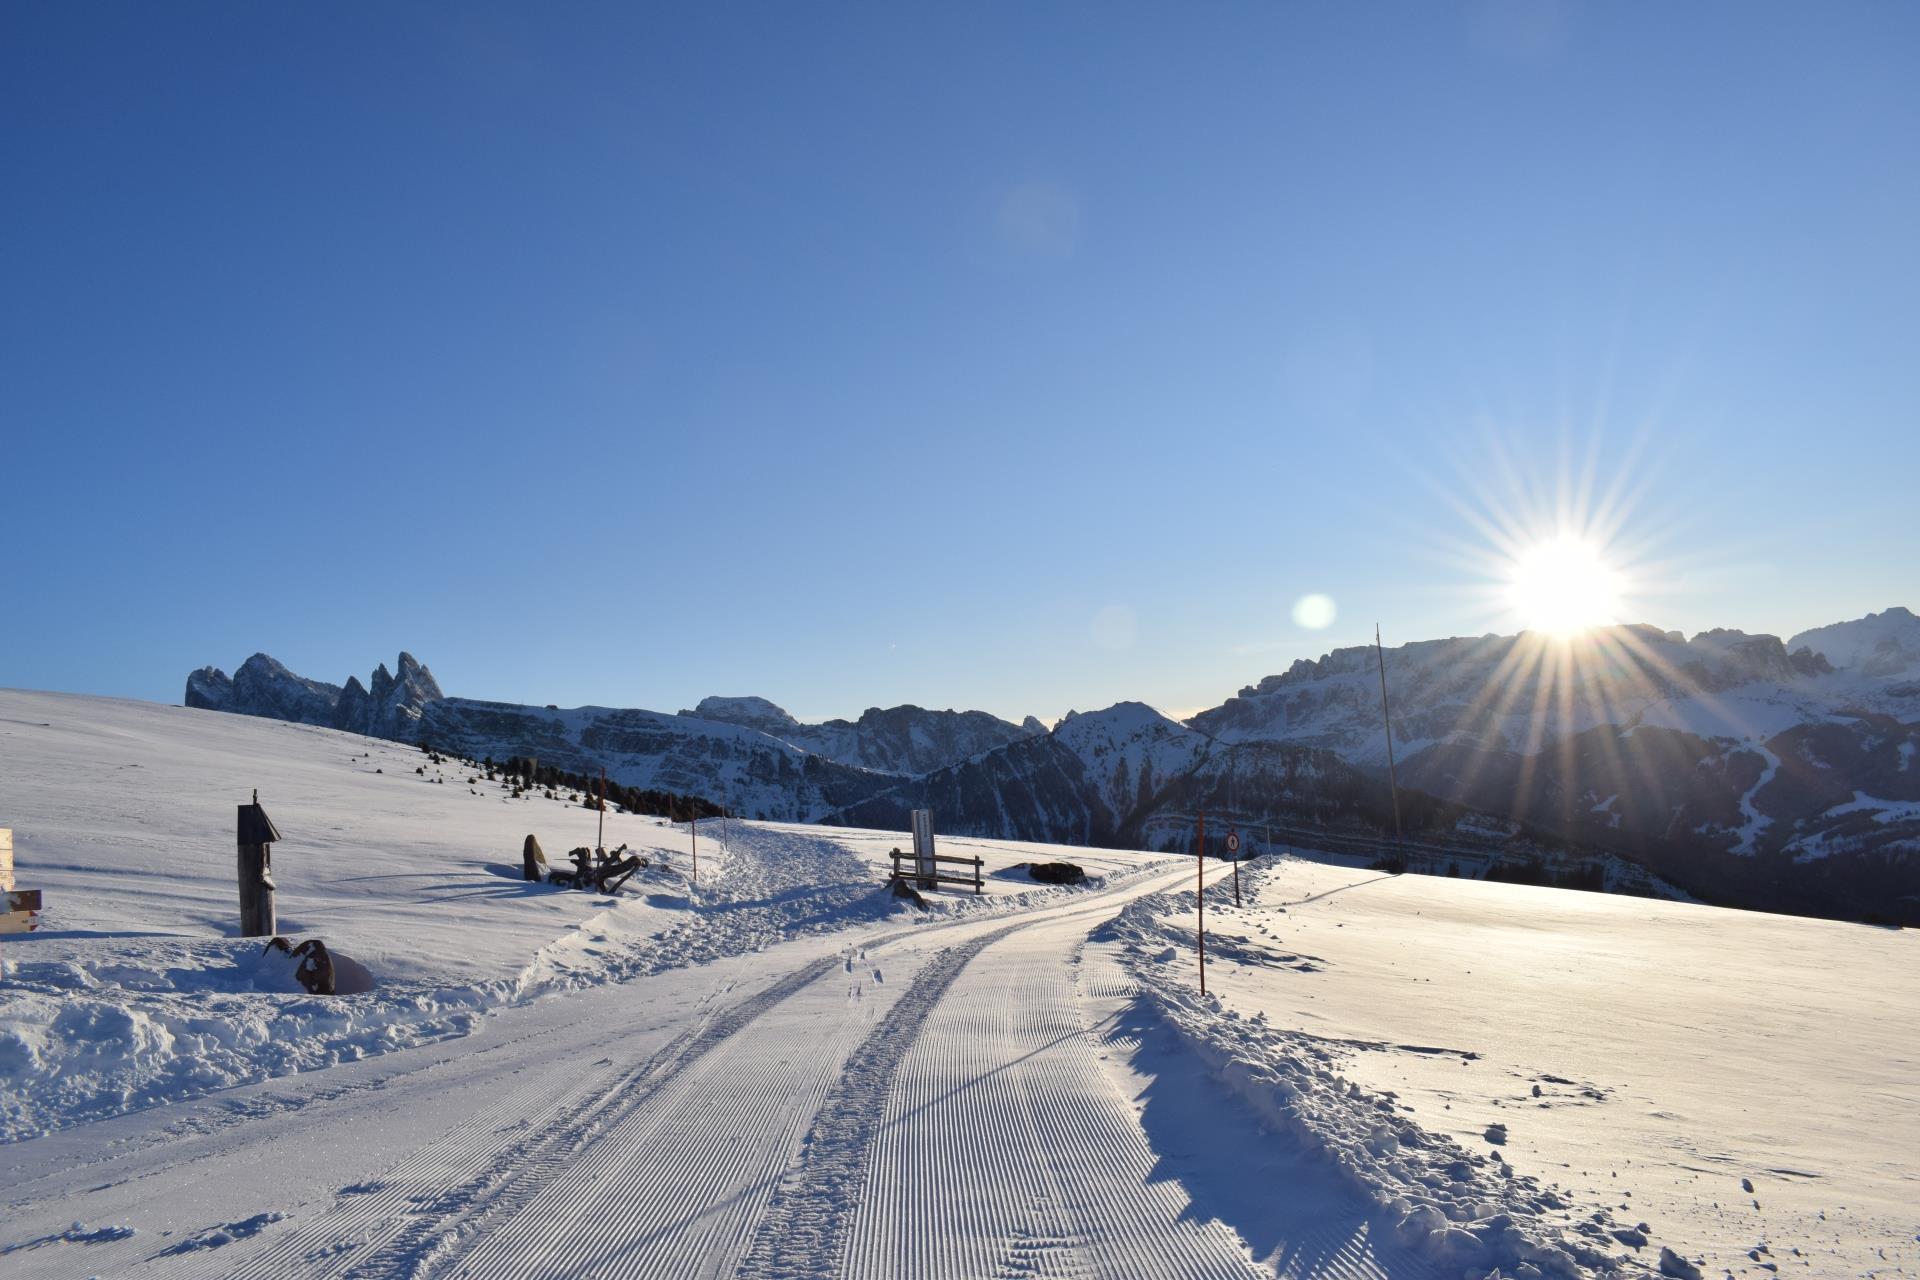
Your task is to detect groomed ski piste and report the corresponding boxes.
[0,689,1914,1278]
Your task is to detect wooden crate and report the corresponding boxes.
[2,888,39,934]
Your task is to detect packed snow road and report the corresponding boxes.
[0,857,1406,1280]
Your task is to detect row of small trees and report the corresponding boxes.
[483,753,725,823]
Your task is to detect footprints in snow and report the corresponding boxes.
[155,1211,288,1255]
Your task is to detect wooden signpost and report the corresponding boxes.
[236,791,282,937]
[911,809,936,886]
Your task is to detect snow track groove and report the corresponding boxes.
[220,955,844,1280]
[735,921,1026,1278]
[842,892,1275,1280]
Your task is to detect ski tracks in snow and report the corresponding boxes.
[16,860,1310,1280]
[737,922,1026,1278]
[218,956,846,1280]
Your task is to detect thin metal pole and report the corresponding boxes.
[691,814,698,888]
[1196,809,1207,996]
[1232,827,1242,907]
[1375,622,1404,859]
[597,766,606,852]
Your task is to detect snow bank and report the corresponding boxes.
[1095,863,1668,1279]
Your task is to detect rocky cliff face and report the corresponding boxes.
[823,702,1613,879]
[416,701,892,822]
[681,696,1045,776]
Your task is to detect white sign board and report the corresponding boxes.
[910,809,935,886]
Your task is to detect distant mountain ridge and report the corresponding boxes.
[182,605,1920,922]
[183,656,1043,821]
[680,695,1046,776]
[1181,609,1920,920]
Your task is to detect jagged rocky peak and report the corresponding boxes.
[185,665,234,711]
[1021,715,1048,735]
[183,650,443,739]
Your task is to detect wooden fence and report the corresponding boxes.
[889,847,984,894]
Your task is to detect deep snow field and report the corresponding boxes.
[2,687,1916,1280]
[1097,858,1920,1279]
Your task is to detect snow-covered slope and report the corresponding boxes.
[3,688,1912,1279]
[1096,854,1920,1280]
[0,688,1170,1139]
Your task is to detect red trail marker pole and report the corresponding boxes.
[1196,809,1207,997]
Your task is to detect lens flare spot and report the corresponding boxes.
[1291,593,1338,630]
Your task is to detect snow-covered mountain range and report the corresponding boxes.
[182,606,1920,922]
[680,695,1046,776]
[183,654,1044,821]
[1183,608,1920,918]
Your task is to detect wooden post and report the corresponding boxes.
[1196,809,1207,996]
[690,814,698,887]
[596,766,607,853]
[236,789,279,938]
[1232,827,1242,908]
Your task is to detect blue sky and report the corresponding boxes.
[5,2,1916,724]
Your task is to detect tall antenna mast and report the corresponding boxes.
[1375,622,1404,857]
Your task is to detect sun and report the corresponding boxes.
[1506,534,1622,638]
